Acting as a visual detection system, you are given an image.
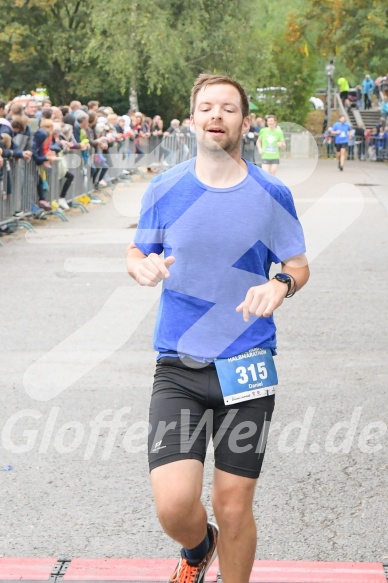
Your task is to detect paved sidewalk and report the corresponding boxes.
[0,160,387,562]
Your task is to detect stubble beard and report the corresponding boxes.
[198,130,242,160]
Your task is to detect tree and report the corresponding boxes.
[287,0,388,78]
[0,0,94,102]
[88,0,270,118]
[0,0,321,124]
[85,0,315,123]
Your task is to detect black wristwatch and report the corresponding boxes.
[271,273,297,298]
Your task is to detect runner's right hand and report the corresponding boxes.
[135,253,175,287]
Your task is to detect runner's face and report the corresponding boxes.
[190,84,249,156]
[267,117,276,128]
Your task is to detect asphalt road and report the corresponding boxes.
[0,159,387,563]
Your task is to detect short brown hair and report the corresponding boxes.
[190,74,249,118]
[10,102,24,115]
[11,116,26,133]
[41,108,53,120]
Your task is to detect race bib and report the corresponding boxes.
[215,347,278,405]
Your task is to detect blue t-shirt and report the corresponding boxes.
[134,158,306,361]
[332,121,351,144]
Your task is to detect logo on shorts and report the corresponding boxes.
[151,439,166,453]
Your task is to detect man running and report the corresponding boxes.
[331,114,351,171]
[337,76,350,108]
[127,74,309,583]
[257,115,286,175]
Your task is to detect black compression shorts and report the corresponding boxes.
[335,142,348,151]
[148,356,275,479]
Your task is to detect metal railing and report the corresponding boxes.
[315,133,388,161]
[1,132,387,236]
[0,141,132,230]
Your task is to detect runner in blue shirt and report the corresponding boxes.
[331,115,351,171]
[127,74,310,583]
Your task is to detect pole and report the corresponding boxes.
[327,74,331,128]
[325,60,335,128]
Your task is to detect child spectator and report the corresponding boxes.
[31,118,60,211]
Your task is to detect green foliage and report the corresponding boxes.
[3,0,383,126]
[0,0,94,102]
[87,0,316,124]
[289,0,388,79]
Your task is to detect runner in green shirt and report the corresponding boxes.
[257,115,286,175]
[337,76,350,108]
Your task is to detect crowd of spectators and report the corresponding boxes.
[0,96,198,214]
[337,71,388,118]
[1,86,387,231]
[322,71,388,162]
[323,116,387,162]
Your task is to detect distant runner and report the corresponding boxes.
[257,115,285,175]
[331,115,351,171]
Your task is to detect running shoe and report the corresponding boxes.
[168,522,218,583]
[58,198,70,210]
[38,200,52,211]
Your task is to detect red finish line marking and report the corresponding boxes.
[0,558,385,583]
[63,559,386,583]
[64,559,219,581]
[249,560,386,582]
[0,557,58,580]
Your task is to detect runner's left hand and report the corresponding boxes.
[236,280,288,322]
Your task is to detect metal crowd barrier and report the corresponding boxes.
[0,141,133,231]
[134,134,197,167]
[1,131,387,236]
[1,158,39,223]
[315,133,388,161]
[368,134,388,161]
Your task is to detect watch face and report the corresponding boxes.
[273,273,291,293]
[273,273,296,297]
[275,273,290,284]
